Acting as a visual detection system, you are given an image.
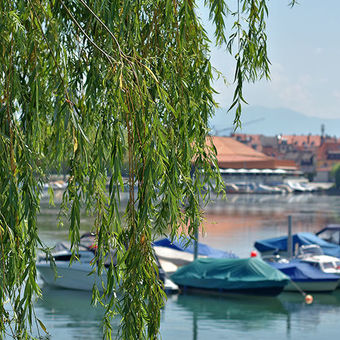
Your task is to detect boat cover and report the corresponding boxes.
[270,260,340,282]
[153,237,238,259]
[254,232,340,258]
[170,258,289,290]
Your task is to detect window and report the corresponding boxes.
[322,262,336,270]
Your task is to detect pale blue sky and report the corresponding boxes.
[199,0,340,119]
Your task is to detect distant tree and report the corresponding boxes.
[331,163,340,189]
[0,0,295,339]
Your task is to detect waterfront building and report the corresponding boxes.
[231,133,340,182]
[210,136,299,189]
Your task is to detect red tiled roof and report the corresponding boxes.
[209,136,297,170]
[317,141,340,161]
[280,135,322,148]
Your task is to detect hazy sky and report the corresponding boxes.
[199,0,340,119]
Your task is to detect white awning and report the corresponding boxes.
[261,169,274,174]
[273,169,287,174]
[248,169,261,174]
[220,168,237,174]
[237,168,249,174]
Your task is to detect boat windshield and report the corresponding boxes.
[80,233,97,250]
[298,245,323,256]
[322,262,336,270]
[317,230,340,245]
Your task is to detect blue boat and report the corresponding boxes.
[254,232,340,258]
[153,237,238,259]
[153,237,238,275]
[269,260,340,292]
[170,258,290,296]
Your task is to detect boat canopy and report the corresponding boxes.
[153,237,238,259]
[270,260,340,282]
[170,258,289,290]
[254,232,340,258]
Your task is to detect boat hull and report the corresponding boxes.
[178,285,285,297]
[283,279,339,292]
[37,261,179,293]
[268,260,340,293]
[37,262,107,291]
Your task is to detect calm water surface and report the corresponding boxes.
[35,194,340,339]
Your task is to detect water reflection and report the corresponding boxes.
[279,291,340,333]
[35,287,340,340]
[35,286,120,339]
[175,293,288,328]
[162,292,290,340]
[165,290,340,340]
[202,194,340,257]
[206,193,340,219]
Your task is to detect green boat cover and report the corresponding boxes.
[170,258,289,290]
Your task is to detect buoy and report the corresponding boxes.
[305,294,313,304]
[250,251,257,257]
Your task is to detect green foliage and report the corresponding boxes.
[0,0,293,338]
[331,163,340,189]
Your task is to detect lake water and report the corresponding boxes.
[34,193,340,339]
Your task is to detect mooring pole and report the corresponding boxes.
[194,229,198,260]
[287,215,293,259]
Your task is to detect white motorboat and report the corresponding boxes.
[37,233,111,291]
[37,259,108,291]
[153,246,196,274]
[264,244,340,292]
[37,233,179,293]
